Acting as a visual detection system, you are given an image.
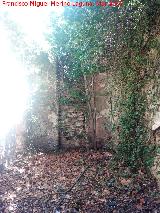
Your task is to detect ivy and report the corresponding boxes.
[49,0,159,165]
[115,1,159,171]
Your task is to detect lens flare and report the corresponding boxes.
[0,26,29,138]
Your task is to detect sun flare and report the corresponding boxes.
[0,26,29,138]
[0,7,63,138]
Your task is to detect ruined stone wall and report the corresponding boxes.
[143,23,160,186]
[60,105,86,149]
[16,63,59,153]
[91,72,120,145]
[59,72,121,149]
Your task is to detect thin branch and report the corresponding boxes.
[56,165,90,208]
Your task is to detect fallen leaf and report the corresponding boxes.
[103,189,110,196]
[120,178,131,185]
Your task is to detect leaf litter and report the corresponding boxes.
[0,150,159,213]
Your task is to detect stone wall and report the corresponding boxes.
[144,26,160,186]
[88,72,120,145]
[59,72,121,149]
[18,63,59,152]
[60,106,86,149]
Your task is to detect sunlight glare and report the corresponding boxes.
[0,26,29,138]
[0,6,64,138]
[6,7,64,50]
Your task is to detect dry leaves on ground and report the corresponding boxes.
[0,150,159,213]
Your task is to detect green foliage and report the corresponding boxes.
[49,4,112,147]
[49,5,110,105]
[59,97,71,105]
[117,78,155,170]
[48,0,159,168]
[115,1,159,171]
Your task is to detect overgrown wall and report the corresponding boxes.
[21,64,59,152]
